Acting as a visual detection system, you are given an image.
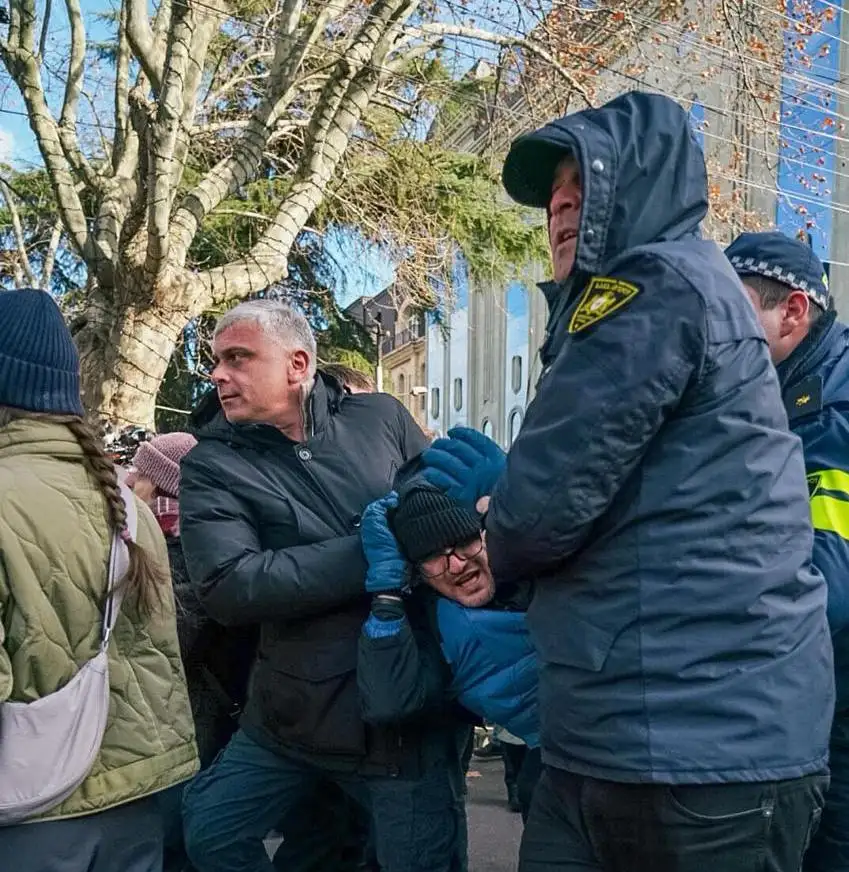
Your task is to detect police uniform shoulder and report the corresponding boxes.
[784,374,824,422]
[567,252,706,338]
[567,275,643,334]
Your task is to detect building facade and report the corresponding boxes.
[346,3,848,448]
[344,289,429,431]
[422,0,848,445]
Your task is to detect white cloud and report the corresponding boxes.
[0,129,14,164]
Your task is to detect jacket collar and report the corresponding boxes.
[191,370,345,445]
[0,418,85,460]
[776,310,838,391]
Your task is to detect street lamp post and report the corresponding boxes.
[374,312,384,392]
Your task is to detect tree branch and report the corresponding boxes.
[202,50,274,108]
[200,0,420,303]
[57,0,102,191]
[37,0,51,59]
[145,0,197,279]
[411,21,595,107]
[40,217,63,290]
[0,8,90,256]
[0,177,38,287]
[113,0,131,171]
[145,0,221,281]
[126,0,165,92]
[166,3,221,190]
[170,0,339,262]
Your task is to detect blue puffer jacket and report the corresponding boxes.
[775,313,849,871]
[486,91,834,783]
[437,599,538,747]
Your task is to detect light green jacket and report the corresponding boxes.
[0,419,198,820]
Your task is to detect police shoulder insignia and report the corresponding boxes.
[568,276,642,334]
[784,374,823,422]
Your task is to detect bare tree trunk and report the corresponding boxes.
[74,271,199,427]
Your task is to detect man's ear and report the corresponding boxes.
[289,349,311,382]
[782,290,810,337]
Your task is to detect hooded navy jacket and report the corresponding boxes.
[487,91,834,783]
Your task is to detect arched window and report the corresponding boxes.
[431,387,441,420]
[482,419,494,439]
[508,408,523,445]
[511,355,523,394]
[419,363,427,412]
[397,373,405,397]
[453,378,463,412]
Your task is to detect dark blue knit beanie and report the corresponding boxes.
[0,289,84,416]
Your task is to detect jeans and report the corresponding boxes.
[183,728,466,872]
[519,766,828,872]
[0,795,164,872]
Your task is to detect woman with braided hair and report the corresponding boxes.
[0,289,198,871]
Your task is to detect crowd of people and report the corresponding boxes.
[1,88,849,872]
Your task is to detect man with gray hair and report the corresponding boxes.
[178,301,462,872]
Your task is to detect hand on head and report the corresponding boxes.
[419,427,506,512]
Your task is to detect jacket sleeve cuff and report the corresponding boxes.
[363,613,404,639]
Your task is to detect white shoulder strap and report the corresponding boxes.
[100,484,140,650]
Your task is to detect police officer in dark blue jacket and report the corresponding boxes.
[727,230,849,872]
[418,91,835,872]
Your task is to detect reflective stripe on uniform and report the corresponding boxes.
[810,469,849,541]
[814,469,849,499]
[811,496,849,540]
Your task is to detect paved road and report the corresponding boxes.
[466,757,524,872]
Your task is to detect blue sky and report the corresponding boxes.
[0,0,116,165]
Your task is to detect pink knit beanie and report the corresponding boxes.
[131,432,197,498]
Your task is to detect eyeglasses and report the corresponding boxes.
[418,533,485,579]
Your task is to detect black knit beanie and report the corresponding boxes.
[391,477,482,565]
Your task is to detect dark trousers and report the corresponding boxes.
[503,742,529,790]
[183,728,465,872]
[519,766,828,872]
[517,747,543,823]
[0,795,164,872]
[271,781,373,872]
[805,718,849,872]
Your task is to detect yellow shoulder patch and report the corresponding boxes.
[568,276,642,333]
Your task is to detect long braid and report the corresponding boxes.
[64,419,127,532]
[0,408,167,615]
[64,418,167,616]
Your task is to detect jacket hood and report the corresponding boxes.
[502,91,708,275]
[190,369,346,443]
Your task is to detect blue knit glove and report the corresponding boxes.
[361,492,409,593]
[420,427,507,511]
